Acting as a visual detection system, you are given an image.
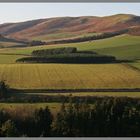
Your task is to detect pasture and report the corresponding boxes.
[129,60,140,69]
[0,63,139,90]
[0,34,139,64]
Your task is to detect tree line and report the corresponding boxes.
[16,54,116,64]
[1,97,140,137]
[45,29,128,45]
[16,47,116,64]
[32,47,77,56]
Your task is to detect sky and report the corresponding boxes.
[0,3,140,24]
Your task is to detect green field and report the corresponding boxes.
[32,32,100,41]
[0,34,139,64]
[0,63,139,90]
[129,60,140,69]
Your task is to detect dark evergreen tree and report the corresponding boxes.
[33,106,53,136]
[0,81,8,98]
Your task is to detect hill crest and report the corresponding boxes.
[0,14,140,41]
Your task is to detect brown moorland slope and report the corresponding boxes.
[0,14,140,41]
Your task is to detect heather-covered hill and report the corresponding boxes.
[0,14,140,41]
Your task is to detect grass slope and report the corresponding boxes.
[128,60,140,70]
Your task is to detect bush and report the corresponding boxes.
[28,40,46,46]
[1,120,18,137]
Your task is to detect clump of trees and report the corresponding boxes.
[16,54,116,64]
[16,47,116,64]
[28,40,46,46]
[32,47,77,56]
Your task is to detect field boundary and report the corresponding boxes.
[123,63,140,72]
[10,88,140,94]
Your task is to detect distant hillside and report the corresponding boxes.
[0,14,140,41]
[0,34,28,48]
[0,34,27,43]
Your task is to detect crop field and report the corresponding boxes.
[0,34,139,64]
[0,63,139,90]
[0,54,26,64]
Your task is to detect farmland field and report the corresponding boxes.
[0,34,139,97]
[0,54,26,64]
[0,34,140,64]
[0,63,139,90]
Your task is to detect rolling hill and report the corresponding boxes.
[0,34,28,48]
[0,14,140,41]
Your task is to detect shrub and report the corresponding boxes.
[1,120,18,137]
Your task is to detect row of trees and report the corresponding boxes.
[53,98,140,137]
[32,47,77,56]
[1,98,140,137]
[16,53,116,64]
[45,29,128,45]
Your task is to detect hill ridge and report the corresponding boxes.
[0,14,140,41]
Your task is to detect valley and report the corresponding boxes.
[0,13,140,137]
